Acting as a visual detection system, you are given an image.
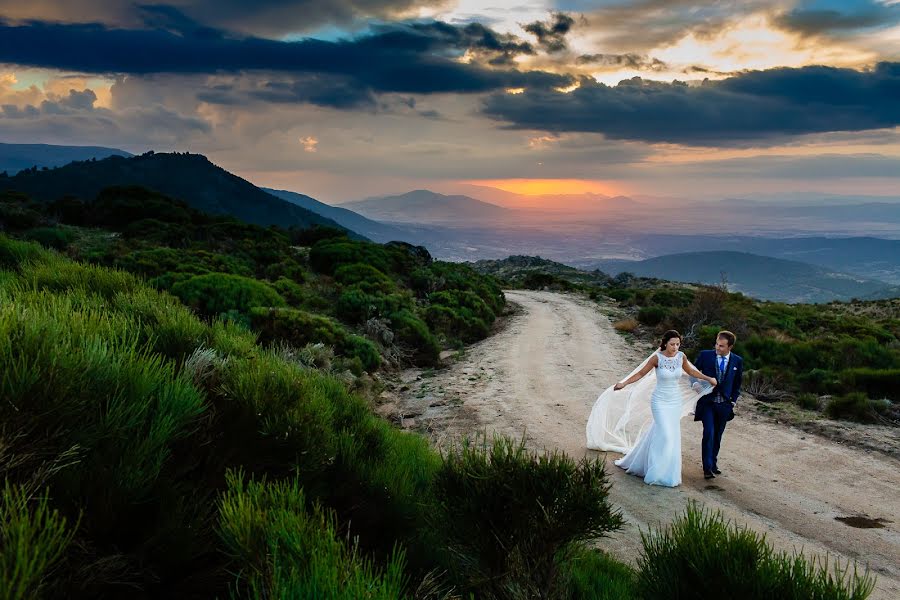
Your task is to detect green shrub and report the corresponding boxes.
[0,483,77,600]
[23,226,77,250]
[334,263,396,294]
[272,277,307,305]
[264,258,306,283]
[218,472,409,600]
[171,273,286,317]
[250,307,381,372]
[563,547,639,600]
[20,254,144,299]
[794,393,821,411]
[425,289,496,343]
[91,186,192,229]
[390,309,441,366]
[837,368,900,401]
[431,436,624,599]
[650,288,694,308]
[0,197,43,230]
[637,306,668,326]
[638,502,875,600]
[604,288,634,303]
[0,235,49,270]
[825,392,890,424]
[335,286,412,324]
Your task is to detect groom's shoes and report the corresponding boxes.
[704,470,715,480]
[712,468,722,475]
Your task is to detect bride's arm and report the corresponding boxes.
[613,354,658,390]
[683,356,717,386]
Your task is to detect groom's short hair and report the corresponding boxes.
[717,330,736,347]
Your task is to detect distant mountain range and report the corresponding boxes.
[1,152,356,235]
[342,190,509,224]
[591,251,900,303]
[263,187,410,242]
[618,235,900,285]
[0,142,131,174]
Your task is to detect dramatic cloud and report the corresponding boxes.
[0,18,569,109]
[482,62,900,145]
[523,12,575,53]
[0,0,450,35]
[772,0,900,37]
[576,53,669,71]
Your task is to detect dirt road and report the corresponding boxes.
[391,290,900,599]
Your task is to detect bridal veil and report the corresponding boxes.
[586,353,714,454]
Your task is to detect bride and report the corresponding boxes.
[586,330,717,487]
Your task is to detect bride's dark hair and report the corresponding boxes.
[659,330,682,351]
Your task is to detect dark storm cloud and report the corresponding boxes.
[482,63,900,146]
[523,12,576,53]
[0,18,571,109]
[575,53,668,71]
[0,0,450,35]
[772,0,900,37]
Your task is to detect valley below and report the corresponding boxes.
[384,290,900,600]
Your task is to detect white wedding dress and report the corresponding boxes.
[586,351,712,487]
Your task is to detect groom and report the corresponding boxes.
[693,331,743,480]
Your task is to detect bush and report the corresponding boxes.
[794,393,821,411]
[272,276,307,305]
[218,472,408,599]
[251,307,381,373]
[390,310,441,366]
[638,502,875,600]
[23,227,77,250]
[562,547,639,600]
[825,392,890,424]
[837,368,900,401]
[171,273,286,317]
[431,436,624,599]
[0,235,49,270]
[335,286,412,324]
[0,483,77,600]
[425,289,496,343]
[637,306,668,326]
[334,263,396,294]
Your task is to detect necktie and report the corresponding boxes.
[718,357,725,381]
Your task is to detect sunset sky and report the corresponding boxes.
[1,0,898,202]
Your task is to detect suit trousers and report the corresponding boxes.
[700,401,732,472]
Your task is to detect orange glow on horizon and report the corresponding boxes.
[466,178,624,196]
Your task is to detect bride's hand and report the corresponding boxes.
[614,382,626,391]
[707,376,717,386]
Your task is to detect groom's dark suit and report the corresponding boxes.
[693,350,743,474]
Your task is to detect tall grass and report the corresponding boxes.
[0,483,76,600]
[218,471,408,600]
[638,502,875,600]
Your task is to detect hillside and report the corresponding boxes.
[0,142,132,174]
[0,151,356,235]
[264,187,412,242]
[471,255,616,288]
[591,251,898,303]
[343,189,510,224]
[625,235,900,284]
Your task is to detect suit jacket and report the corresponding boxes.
[693,349,743,422]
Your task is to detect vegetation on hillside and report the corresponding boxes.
[0,186,504,372]
[480,256,900,425]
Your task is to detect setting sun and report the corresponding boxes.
[466,178,625,196]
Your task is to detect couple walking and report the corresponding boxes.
[586,330,744,486]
